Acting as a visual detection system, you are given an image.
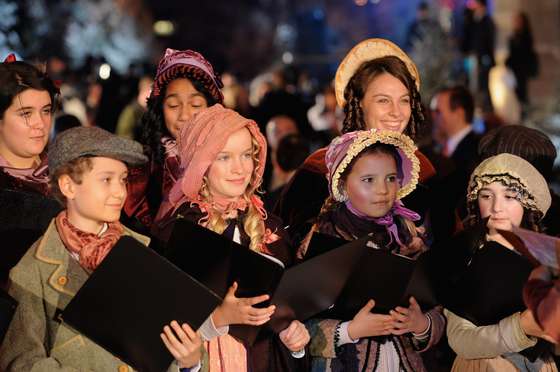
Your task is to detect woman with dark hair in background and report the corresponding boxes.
[123,48,223,232]
[506,11,538,107]
[0,55,61,285]
[0,55,59,195]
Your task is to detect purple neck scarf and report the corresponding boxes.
[345,199,420,248]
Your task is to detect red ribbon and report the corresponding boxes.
[3,54,16,63]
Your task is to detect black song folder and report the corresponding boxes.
[498,226,560,269]
[306,232,438,319]
[267,235,366,332]
[166,219,365,344]
[336,249,437,318]
[0,189,62,279]
[61,236,221,372]
[444,241,534,326]
[166,218,284,344]
[166,217,285,300]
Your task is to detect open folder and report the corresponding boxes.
[165,218,365,344]
[305,233,438,319]
[267,234,367,333]
[0,189,62,279]
[442,241,534,326]
[61,236,221,372]
[498,226,560,269]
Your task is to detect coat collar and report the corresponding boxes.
[34,219,150,298]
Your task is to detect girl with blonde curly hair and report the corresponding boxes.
[154,104,310,372]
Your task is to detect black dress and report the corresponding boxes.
[0,162,61,285]
[156,203,310,372]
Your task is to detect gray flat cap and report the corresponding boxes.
[49,126,147,174]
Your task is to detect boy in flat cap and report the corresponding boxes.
[0,127,204,371]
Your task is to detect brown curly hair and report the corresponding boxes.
[49,157,94,206]
[341,56,424,139]
[465,181,545,233]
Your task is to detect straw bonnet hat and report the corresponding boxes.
[326,129,420,202]
[467,153,551,217]
[334,38,420,107]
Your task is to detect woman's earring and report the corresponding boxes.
[201,177,209,196]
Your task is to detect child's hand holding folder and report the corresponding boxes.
[161,321,202,369]
[389,296,430,336]
[212,282,276,327]
[279,320,310,352]
[519,309,556,344]
[347,300,396,339]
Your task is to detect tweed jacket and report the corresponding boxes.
[0,219,188,372]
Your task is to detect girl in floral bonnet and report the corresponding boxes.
[299,129,444,372]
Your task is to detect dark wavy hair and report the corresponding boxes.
[341,56,424,139]
[139,76,219,164]
[0,61,59,118]
[465,186,544,233]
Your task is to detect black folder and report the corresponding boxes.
[0,189,62,279]
[444,241,534,326]
[267,235,367,332]
[334,247,437,318]
[0,288,17,344]
[61,236,221,372]
[166,217,285,301]
[303,231,348,259]
[166,218,283,344]
[306,232,438,319]
[166,219,365,344]
[498,227,559,269]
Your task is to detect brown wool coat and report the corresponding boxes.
[0,220,186,372]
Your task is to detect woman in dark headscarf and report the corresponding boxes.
[124,48,224,231]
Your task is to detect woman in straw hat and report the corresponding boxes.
[437,153,557,371]
[274,38,435,253]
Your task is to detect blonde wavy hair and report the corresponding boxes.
[199,136,266,252]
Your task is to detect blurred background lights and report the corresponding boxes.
[99,63,111,80]
[282,51,294,64]
[153,20,175,36]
